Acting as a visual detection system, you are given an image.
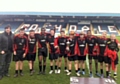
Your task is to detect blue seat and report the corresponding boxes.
[92,24,119,35]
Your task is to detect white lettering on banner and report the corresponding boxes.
[29,24,39,31]
[98,25,106,32]
[55,25,62,31]
[69,25,77,32]
[35,27,41,33]
[81,26,90,31]
[21,24,30,30]
[108,26,117,32]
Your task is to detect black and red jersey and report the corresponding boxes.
[28,36,37,53]
[13,34,28,54]
[76,37,87,56]
[36,33,48,48]
[66,37,77,56]
[86,35,97,55]
[97,37,107,55]
[54,36,68,54]
[105,38,119,70]
[47,34,58,53]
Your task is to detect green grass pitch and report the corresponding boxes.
[0,36,120,84]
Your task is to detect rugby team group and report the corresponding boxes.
[0,25,119,80]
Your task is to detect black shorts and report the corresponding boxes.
[104,55,119,65]
[59,54,67,58]
[49,53,58,60]
[38,48,48,57]
[98,55,105,63]
[68,56,78,61]
[26,53,36,61]
[88,55,98,60]
[78,56,86,61]
[13,50,25,62]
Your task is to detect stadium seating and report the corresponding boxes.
[0,22,22,32]
[0,21,119,35]
[23,22,45,32]
[77,24,90,34]
[92,24,119,35]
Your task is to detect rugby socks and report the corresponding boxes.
[55,65,57,70]
[39,62,42,72]
[58,67,61,70]
[15,70,18,74]
[75,70,78,73]
[69,70,71,72]
[50,66,53,70]
[82,69,85,72]
[106,71,109,77]
[65,67,67,70]
[19,70,23,73]
[43,65,46,72]
[78,68,80,71]
[39,65,42,72]
[90,71,92,74]
[114,72,117,77]
[100,69,103,74]
[96,71,98,74]
[30,69,33,72]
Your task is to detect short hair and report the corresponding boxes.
[41,27,46,31]
[50,29,55,31]
[5,25,11,29]
[20,28,25,31]
[87,30,91,33]
[29,30,35,32]
[110,34,116,37]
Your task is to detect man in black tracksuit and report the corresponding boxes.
[0,25,14,80]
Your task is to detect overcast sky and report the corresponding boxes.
[0,0,120,13]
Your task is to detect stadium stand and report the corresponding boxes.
[0,22,22,32]
[92,23,119,35]
[0,21,120,35]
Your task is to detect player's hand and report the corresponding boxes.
[55,46,58,48]
[1,51,5,54]
[14,51,16,55]
[23,53,26,58]
[66,47,70,51]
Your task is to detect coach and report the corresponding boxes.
[0,25,14,80]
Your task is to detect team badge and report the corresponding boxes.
[19,43,22,45]
[92,39,94,43]
[44,36,46,38]
[21,39,24,43]
[83,40,85,43]
[107,41,111,44]
[30,38,35,44]
[49,36,51,38]
[104,40,107,43]
[64,39,66,42]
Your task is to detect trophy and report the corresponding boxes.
[66,40,70,51]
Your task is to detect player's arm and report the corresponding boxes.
[23,37,28,58]
[0,34,3,54]
[54,37,59,48]
[115,39,119,52]
[75,40,78,55]
[66,38,70,51]
[13,36,17,55]
[0,34,2,51]
[34,33,40,40]
[93,36,99,55]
